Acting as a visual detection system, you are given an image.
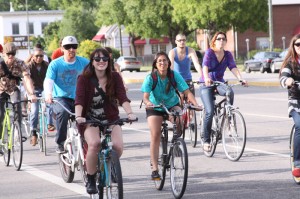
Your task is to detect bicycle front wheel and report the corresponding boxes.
[42,112,48,156]
[2,126,11,166]
[290,125,300,184]
[109,150,123,199]
[12,122,23,171]
[222,110,246,161]
[188,109,197,148]
[170,138,188,199]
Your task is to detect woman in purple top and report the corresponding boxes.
[75,48,136,194]
[200,31,247,152]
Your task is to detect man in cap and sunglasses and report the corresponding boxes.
[0,42,37,150]
[44,36,89,153]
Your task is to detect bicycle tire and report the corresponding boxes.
[2,125,11,166]
[79,139,88,185]
[202,116,218,157]
[154,128,168,190]
[290,125,300,184]
[42,112,47,156]
[38,111,44,153]
[188,109,197,148]
[12,122,23,171]
[170,138,188,199]
[182,111,187,140]
[108,150,123,199]
[222,110,246,161]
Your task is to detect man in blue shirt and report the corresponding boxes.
[44,36,89,153]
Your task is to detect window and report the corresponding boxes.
[152,44,158,54]
[12,23,19,35]
[159,44,166,52]
[41,22,48,33]
[29,23,34,34]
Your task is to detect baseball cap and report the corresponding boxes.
[62,36,78,46]
[3,42,17,54]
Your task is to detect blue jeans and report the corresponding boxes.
[0,89,22,137]
[200,84,234,143]
[29,90,54,131]
[291,110,300,168]
[52,97,74,145]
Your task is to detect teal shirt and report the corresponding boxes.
[46,56,89,99]
[141,70,189,111]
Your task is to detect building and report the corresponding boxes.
[196,0,300,59]
[0,10,63,60]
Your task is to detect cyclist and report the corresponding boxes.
[141,51,201,180]
[168,33,202,95]
[75,48,136,194]
[27,48,54,146]
[44,36,89,153]
[279,33,300,177]
[0,42,37,153]
[200,31,247,152]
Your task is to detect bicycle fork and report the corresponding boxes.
[1,110,12,149]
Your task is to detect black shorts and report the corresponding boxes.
[146,103,180,118]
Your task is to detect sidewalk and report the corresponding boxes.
[123,71,281,87]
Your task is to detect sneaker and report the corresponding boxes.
[56,144,65,154]
[151,170,161,180]
[292,168,300,177]
[203,142,211,152]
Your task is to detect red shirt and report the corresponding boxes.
[51,48,64,60]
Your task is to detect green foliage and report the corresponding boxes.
[77,40,101,59]
[110,47,121,60]
[6,0,50,11]
[31,36,46,49]
[186,41,199,50]
[43,21,62,48]
[47,37,60,55]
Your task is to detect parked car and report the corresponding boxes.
[270,49,288,73]
[116,56,142,72]
[244,51,280,73]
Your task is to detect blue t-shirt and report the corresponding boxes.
[173,47,192,81]
[141,70,189,111]
[46,56,89,99]
[200,48,236,82]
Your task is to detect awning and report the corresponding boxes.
[149,37,169,44]
[134,39,146,45]
[92,34,105,41]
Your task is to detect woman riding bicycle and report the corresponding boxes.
[279,33,300,178]
[141,51,201,180]
[75,48,136,194]
[200,31,247,152]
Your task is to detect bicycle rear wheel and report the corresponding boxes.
[2,126,11,166]
[289,125,300,184]
[12,122,23,171]
[188,109,197,148]
[170,138,188,199]
[222,110,246,161]
[154,129,168,190]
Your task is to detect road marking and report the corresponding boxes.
[243,113,288,119]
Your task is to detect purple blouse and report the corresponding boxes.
[200,48,236,82]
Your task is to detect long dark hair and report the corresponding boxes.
[82,48,115,100]
[152,51,173,93]
[280,34,300,75]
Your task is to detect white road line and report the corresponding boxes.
[243,113,288,119]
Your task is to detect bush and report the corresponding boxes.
[77,40,101,59]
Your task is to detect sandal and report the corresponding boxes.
[47,124,55,131]
[203,142,211,152]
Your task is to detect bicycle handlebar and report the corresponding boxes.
[52,99,75,116]
[182,103,203,111]
[81,117,138,127]
[146,103,183,116]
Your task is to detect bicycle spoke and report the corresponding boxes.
[12,123,23,170]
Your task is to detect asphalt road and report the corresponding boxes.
[1,73,298,199]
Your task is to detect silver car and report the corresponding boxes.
[244,51,279,73]
[116,56,142,72]
[270,49,288,73]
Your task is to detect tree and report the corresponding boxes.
[77,40,101,59]
[6,0,50,11]
[171,0,268,40]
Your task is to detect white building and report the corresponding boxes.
[0,10,63,60]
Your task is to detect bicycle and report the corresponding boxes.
[83,117,138,199]
[199,81,247,161]
[37,97,48,155]
[148,103,191,199]
[52,99,87,184]
[181,81,200,148]
[0,99,29,171]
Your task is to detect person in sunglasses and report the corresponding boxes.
[75,48,136,194]
[279,34,300,178]
[199,31,247,152]
[44,36,89,153]
[0,42,37,148]
[168,33,202,95]
[27,48,55,146]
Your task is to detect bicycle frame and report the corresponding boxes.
[1,107,12,149]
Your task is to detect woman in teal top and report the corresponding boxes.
[141,51,200,180]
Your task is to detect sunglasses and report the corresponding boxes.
[94,57,109,62]
[177,39,186,42]
[6,52,16,56]
[216,38,227,41]
[294,43,300,47]
[35,54,44,58]
[63,44,78,50]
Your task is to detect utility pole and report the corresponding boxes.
[26,0,30,54]
[268,0,274,51]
